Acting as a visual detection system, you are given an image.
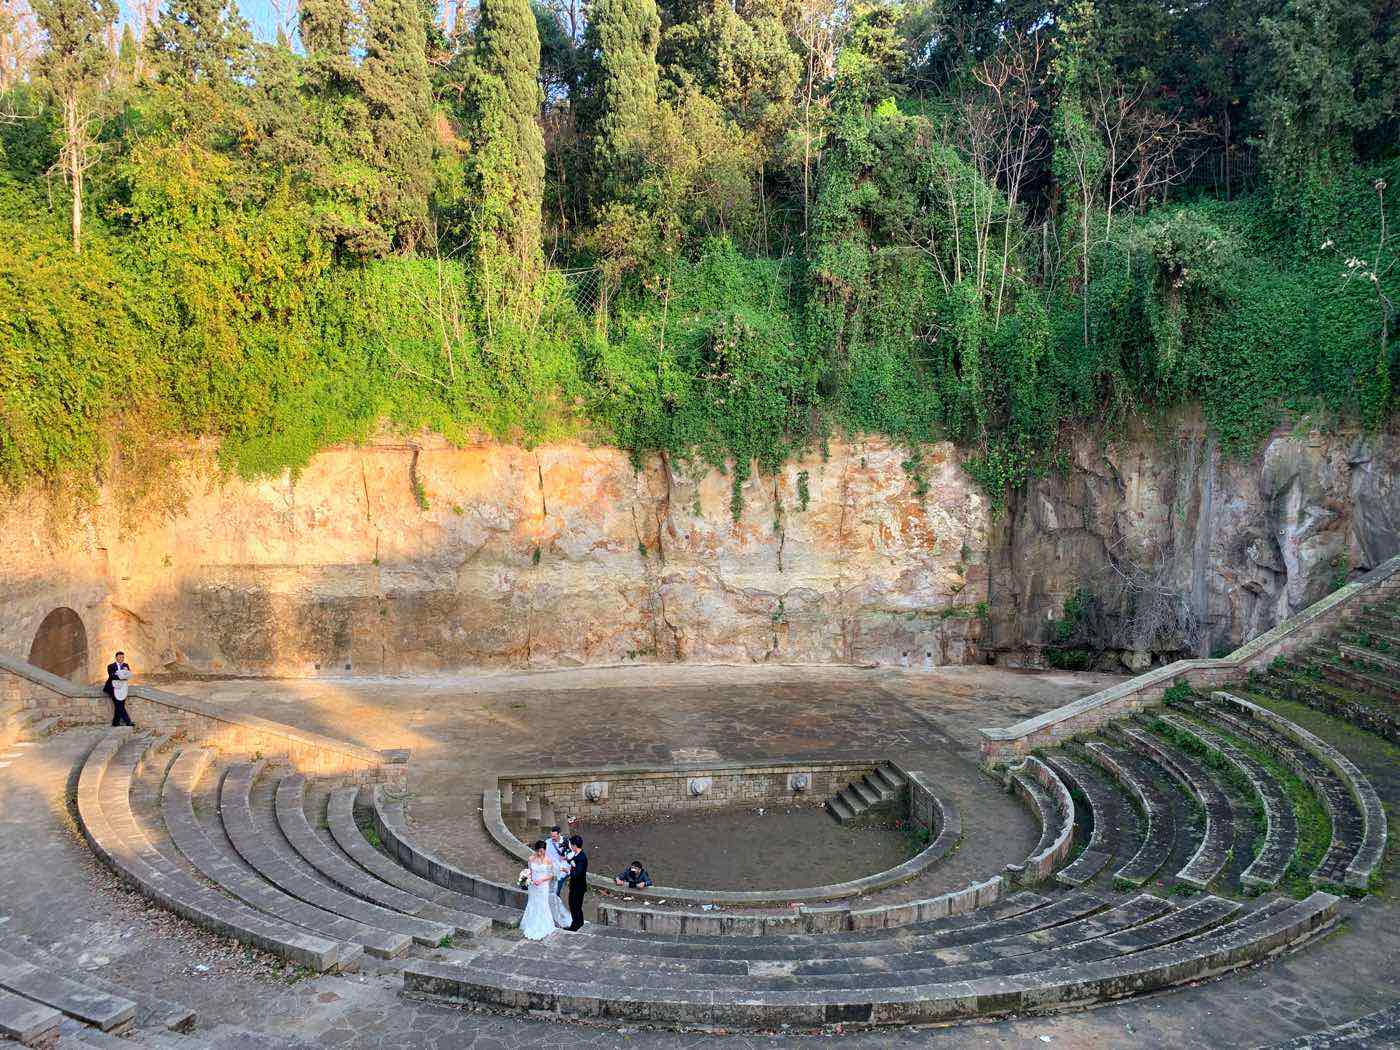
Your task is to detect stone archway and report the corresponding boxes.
[27,608,89,683]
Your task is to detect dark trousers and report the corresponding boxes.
[567,886,586,931]
[111,698,134,727]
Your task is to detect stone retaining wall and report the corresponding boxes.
[979,552,1400,761]
[500,760,877,821]
[0,653,400,783]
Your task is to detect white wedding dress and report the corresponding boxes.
[519,859,569,939]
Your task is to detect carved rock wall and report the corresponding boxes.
[987,417,1400,669]
[5,416,1396,682]
[0,437,989,681]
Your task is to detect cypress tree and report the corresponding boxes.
[461,0,546,312]
[117,22,139,75]
[299,0,355,62]
[147,0,254,86]
[360,0,435,252]
[580,0,660,189]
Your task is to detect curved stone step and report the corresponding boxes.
[1084,742,1175,885]
[1212,693,1384,889]
[369,787,525,911]
[219,764,437,951]
[0,947,135,1033]
[402,892,1341,1028]
[273,775,457,939]
[160,750,403,959]
[323,788,497,936]
[75,732,348,973]
[492,896,1172,993]
[1042,754,1115,886]
[1119,726,1234,890]
[0,985,61,1046]
[528,893,1108,964]
[591,888,1047,945]
[1159,713,1297,891]
[0,928,193,1034]
[1004,756,1075,886]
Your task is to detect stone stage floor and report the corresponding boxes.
[5,663,1394,1048]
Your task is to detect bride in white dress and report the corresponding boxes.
[519,841,570,939]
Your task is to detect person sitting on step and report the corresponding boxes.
[614,860,652,889]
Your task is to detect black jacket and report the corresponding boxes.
[568,849,589,898]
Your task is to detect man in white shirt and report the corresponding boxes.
[103,651,134,727]
[545,825,571,898]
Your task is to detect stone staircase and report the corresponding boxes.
[1249,593,1400,746]
[826,762,908,823]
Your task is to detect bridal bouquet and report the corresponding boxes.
[517,869,530,889]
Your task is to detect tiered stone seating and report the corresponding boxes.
[369,787,526,912]
[323,788,502,933]
[1117,724,1234,889]
[76,732,351,973]
[1207,692,1386,889]
[220,763,454,949]
[403,891,1340,1025]
[160,749,397,959]
[1250,594,1400,745]
[1042,754,1114,886]
[277,778,490,940]
[1157,712,1297,891]
[1082,742,1175,885]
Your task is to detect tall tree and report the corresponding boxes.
[579,0,660,194]
[31,0,115,252]
[146,0,254,86]
[300,0,354,60]
[360,0,435,251]
[461,0,546,314]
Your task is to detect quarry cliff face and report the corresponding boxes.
[3,419,1398,682]
[0,437,989,680]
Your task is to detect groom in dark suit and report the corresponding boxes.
[565,834,588,931]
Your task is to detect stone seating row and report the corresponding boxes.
[368,787,525,918]
[1116,723,1234,889]
[402,890,1341,1028]
[1004,756,1075,886]
[1211,692,1386,889]
[1041,754,1114,886]
[1157,711,1297,891]
[77,732,351,973]
[1082,741,1175,885]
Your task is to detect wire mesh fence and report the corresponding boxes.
[557,266,609,321]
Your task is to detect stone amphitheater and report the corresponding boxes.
[1,560,1399,1048]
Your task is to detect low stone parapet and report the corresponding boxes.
[980,552,1400,762]
[0,652,401,784]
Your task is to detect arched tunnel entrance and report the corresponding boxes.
[28,608,90,683]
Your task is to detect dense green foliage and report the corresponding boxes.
[2,0,1398,511]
